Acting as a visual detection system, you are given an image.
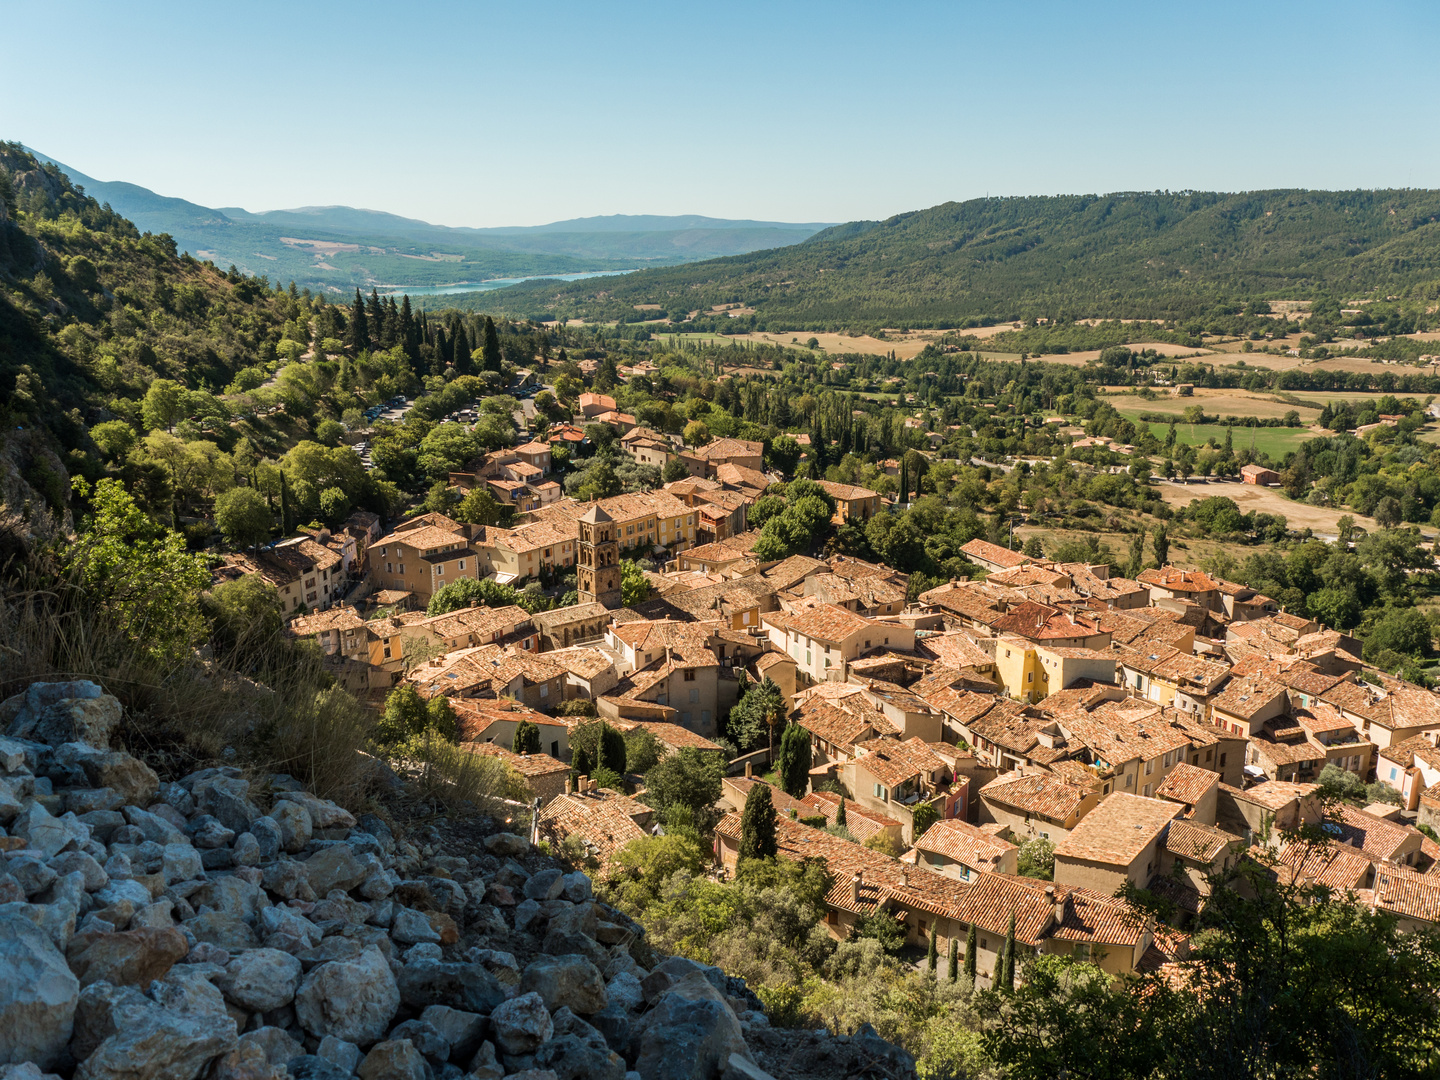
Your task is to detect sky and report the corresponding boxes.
[6,0,1440,228]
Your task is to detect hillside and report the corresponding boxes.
[27,151,829,292]
[484,189,1440,329]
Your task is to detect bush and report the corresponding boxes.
[1318,762,1365,800]
[1017,837,1056,880]
[1365,781,1402,806]
[863,833,903,857]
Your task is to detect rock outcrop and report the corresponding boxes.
[0,679,919,1080]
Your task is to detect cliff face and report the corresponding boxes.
[0,680,918,1080]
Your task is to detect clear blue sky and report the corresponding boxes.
[7,0,1438,227]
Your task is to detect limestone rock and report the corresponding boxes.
[629,974,751,1080]
[66,926,188,988]
[520,955,607,1016]
[420,1004,485,1062]
[294,945,400,1045]
[357,1039,428,1080]
[270,800,313,854]
[0,908,80,1069]
[220,948,303,1012]
[317,1035,362,1074]
[523,869,565,902]
[11,803,84,859]
[192,777,258,835]
[535,1033,627,1080]
[74,1001,237,1080]
[305,845,368,896]
[489,992,554,1055]
[394,960,506,1015]
[54,745,158,806]
[274,791,356,829]
[390,907,440,945]
[482,833,529,857]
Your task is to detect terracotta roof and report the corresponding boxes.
[1327,804,1419,862]
[816,479,880,503]
[453,697,568,741]
[916,632,995,670]
[799,791,902,842]
[1373,870,1440,924]
[960,538,1031,569]
[1166,820,1240,864]
[1053,793,1180,867]
[626,720,724,752]
[794,701,878,753]
[1136,567,1221,593]
[852,736,948,789]
[541,797,646,871]
[1225,780,1319,811]
[782,602,875,644]
[686,437,764,462]
[979,772,1092,822]
[914,819,1018,870]
[1154,762,1219,807]
[1211,675,1288,721]
[465,741,568,778]
[1273,839,1374,891]
[377,525,469,552]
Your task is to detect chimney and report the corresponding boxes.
[1046,884,1063,925]
[577,775,589,794]
[852,871,863,906]
[745,762,753,779]
[899,869,908,887]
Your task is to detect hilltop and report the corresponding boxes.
[25,150,830,293]
[485,189,1440,330]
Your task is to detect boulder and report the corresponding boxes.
[317,1035,362,1074]
[385,1019,447,1061]
[420,1004,485,1062]
[535,1033,626,1080]
[390,907,440,945]
[357,1039,428,1080]
[305,845,369,896]
[270,800,313,854]
[73,996,236,1080]
[294,945,400,1045]
[488,992,554,1055]
[54,745,158,806]
[0,908,80,1069]
[520,955,607,1016]
[149,964,230,1020]
[629,974,751,1080]
[66,926,188,987]
[184,912,259,951]
[220,948,303,1012]
[11,803,84,859]
[192,777,258,835]
[14,695,122,749]
[274,791,356,829]
[482,833,529,857]
[523,869,565,902]
[394,960,506,1015]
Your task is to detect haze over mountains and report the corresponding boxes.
[28,150,831,294]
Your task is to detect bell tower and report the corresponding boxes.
[577,504,622,608]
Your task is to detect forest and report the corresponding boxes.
[486,189,1440,331]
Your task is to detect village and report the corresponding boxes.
[192,382,1440,993]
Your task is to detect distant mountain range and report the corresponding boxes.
[28,150,831,294]
[485,189,1440,328]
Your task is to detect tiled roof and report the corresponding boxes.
[687,437,764,462]
[1226,780,1319,811]
[1053,793,1180,867]
[852,736,948,788]
[915,632,994,670]
[960,538,1031,569]
[800,791,902,842]
[783,603,874,644]
[816,480,880,503]
[1372,870,1440,924]
[465,741,569,778]
[1273,839,1374,891]
[681,531,763,564]
[541,796,646,871]
[1328,804,1419,862]
[377,525,468,551]
[914,819,1018,870]
[626,720,724,752]
[1136,567,1221,593]
[1154,762,1219,807]
[1211,674,1288,720]
[794,701,877,753]
[979,772,1092,822]
[453,697,568,741]
[1166,819,1240,864]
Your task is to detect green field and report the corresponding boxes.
[1130,419,1313,457]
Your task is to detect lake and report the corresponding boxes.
[379,269,634,297]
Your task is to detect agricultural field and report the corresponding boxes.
[1151,478,1379,539]
[1134,420,1314,457]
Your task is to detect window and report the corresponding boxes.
[684,669,696,682]
[874,783,886,800]
[1074,943,1091,961]
[1391,767,1398,780]
[386,562,393,573]
[689,689,699,704]
[1219,753,1227,767]
[539,683,548,698]
[1143,784,1152,797]
[1125,774,1134,788]
[1027,672,1033,683]
[399,564,405,575]
[436,564,444,576]
[701,710,711,726]
[1145,759,1154,775]
[459,560,465,571]
[1206,749,1213,761]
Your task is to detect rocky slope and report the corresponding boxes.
[0,680,918,1080]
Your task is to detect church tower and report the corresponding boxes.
[577,504,622,608]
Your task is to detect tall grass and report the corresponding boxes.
[0,545,375,805]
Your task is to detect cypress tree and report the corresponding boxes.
[571,744,593,784]
[349,289,368,352]
[278,471,291,535]
[964,923,977,981]
[1002,911,1016,991]
[927,927,938,972]
[482,316,502,372]
[835,797,846,827]
[512,719,540,755]
[899,458,908,504]
[599,724,627,775]
[739,783,778,861]
[991,936,1005,988]
[399,295,416,354]
[453,325,472,375]
[1152,524,1170,568]
[366,289,383,341]
[948,938,959,982]
[776,724,811,799]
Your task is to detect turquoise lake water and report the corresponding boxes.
[379,269,634,297]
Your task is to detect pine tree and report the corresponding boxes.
[366,289,383,343]
[835,797,846,827]
[1002,911,1016,991]
[482,316,502,372]
[928,927,938,973]
[964,923,977,981]
[739,783,778,861]
[948,938,959,982]
[399,295,416,355]
[349,289,368,352]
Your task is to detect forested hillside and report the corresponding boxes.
[490,189,1440,330]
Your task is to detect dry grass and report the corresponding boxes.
[0,541,382,807]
